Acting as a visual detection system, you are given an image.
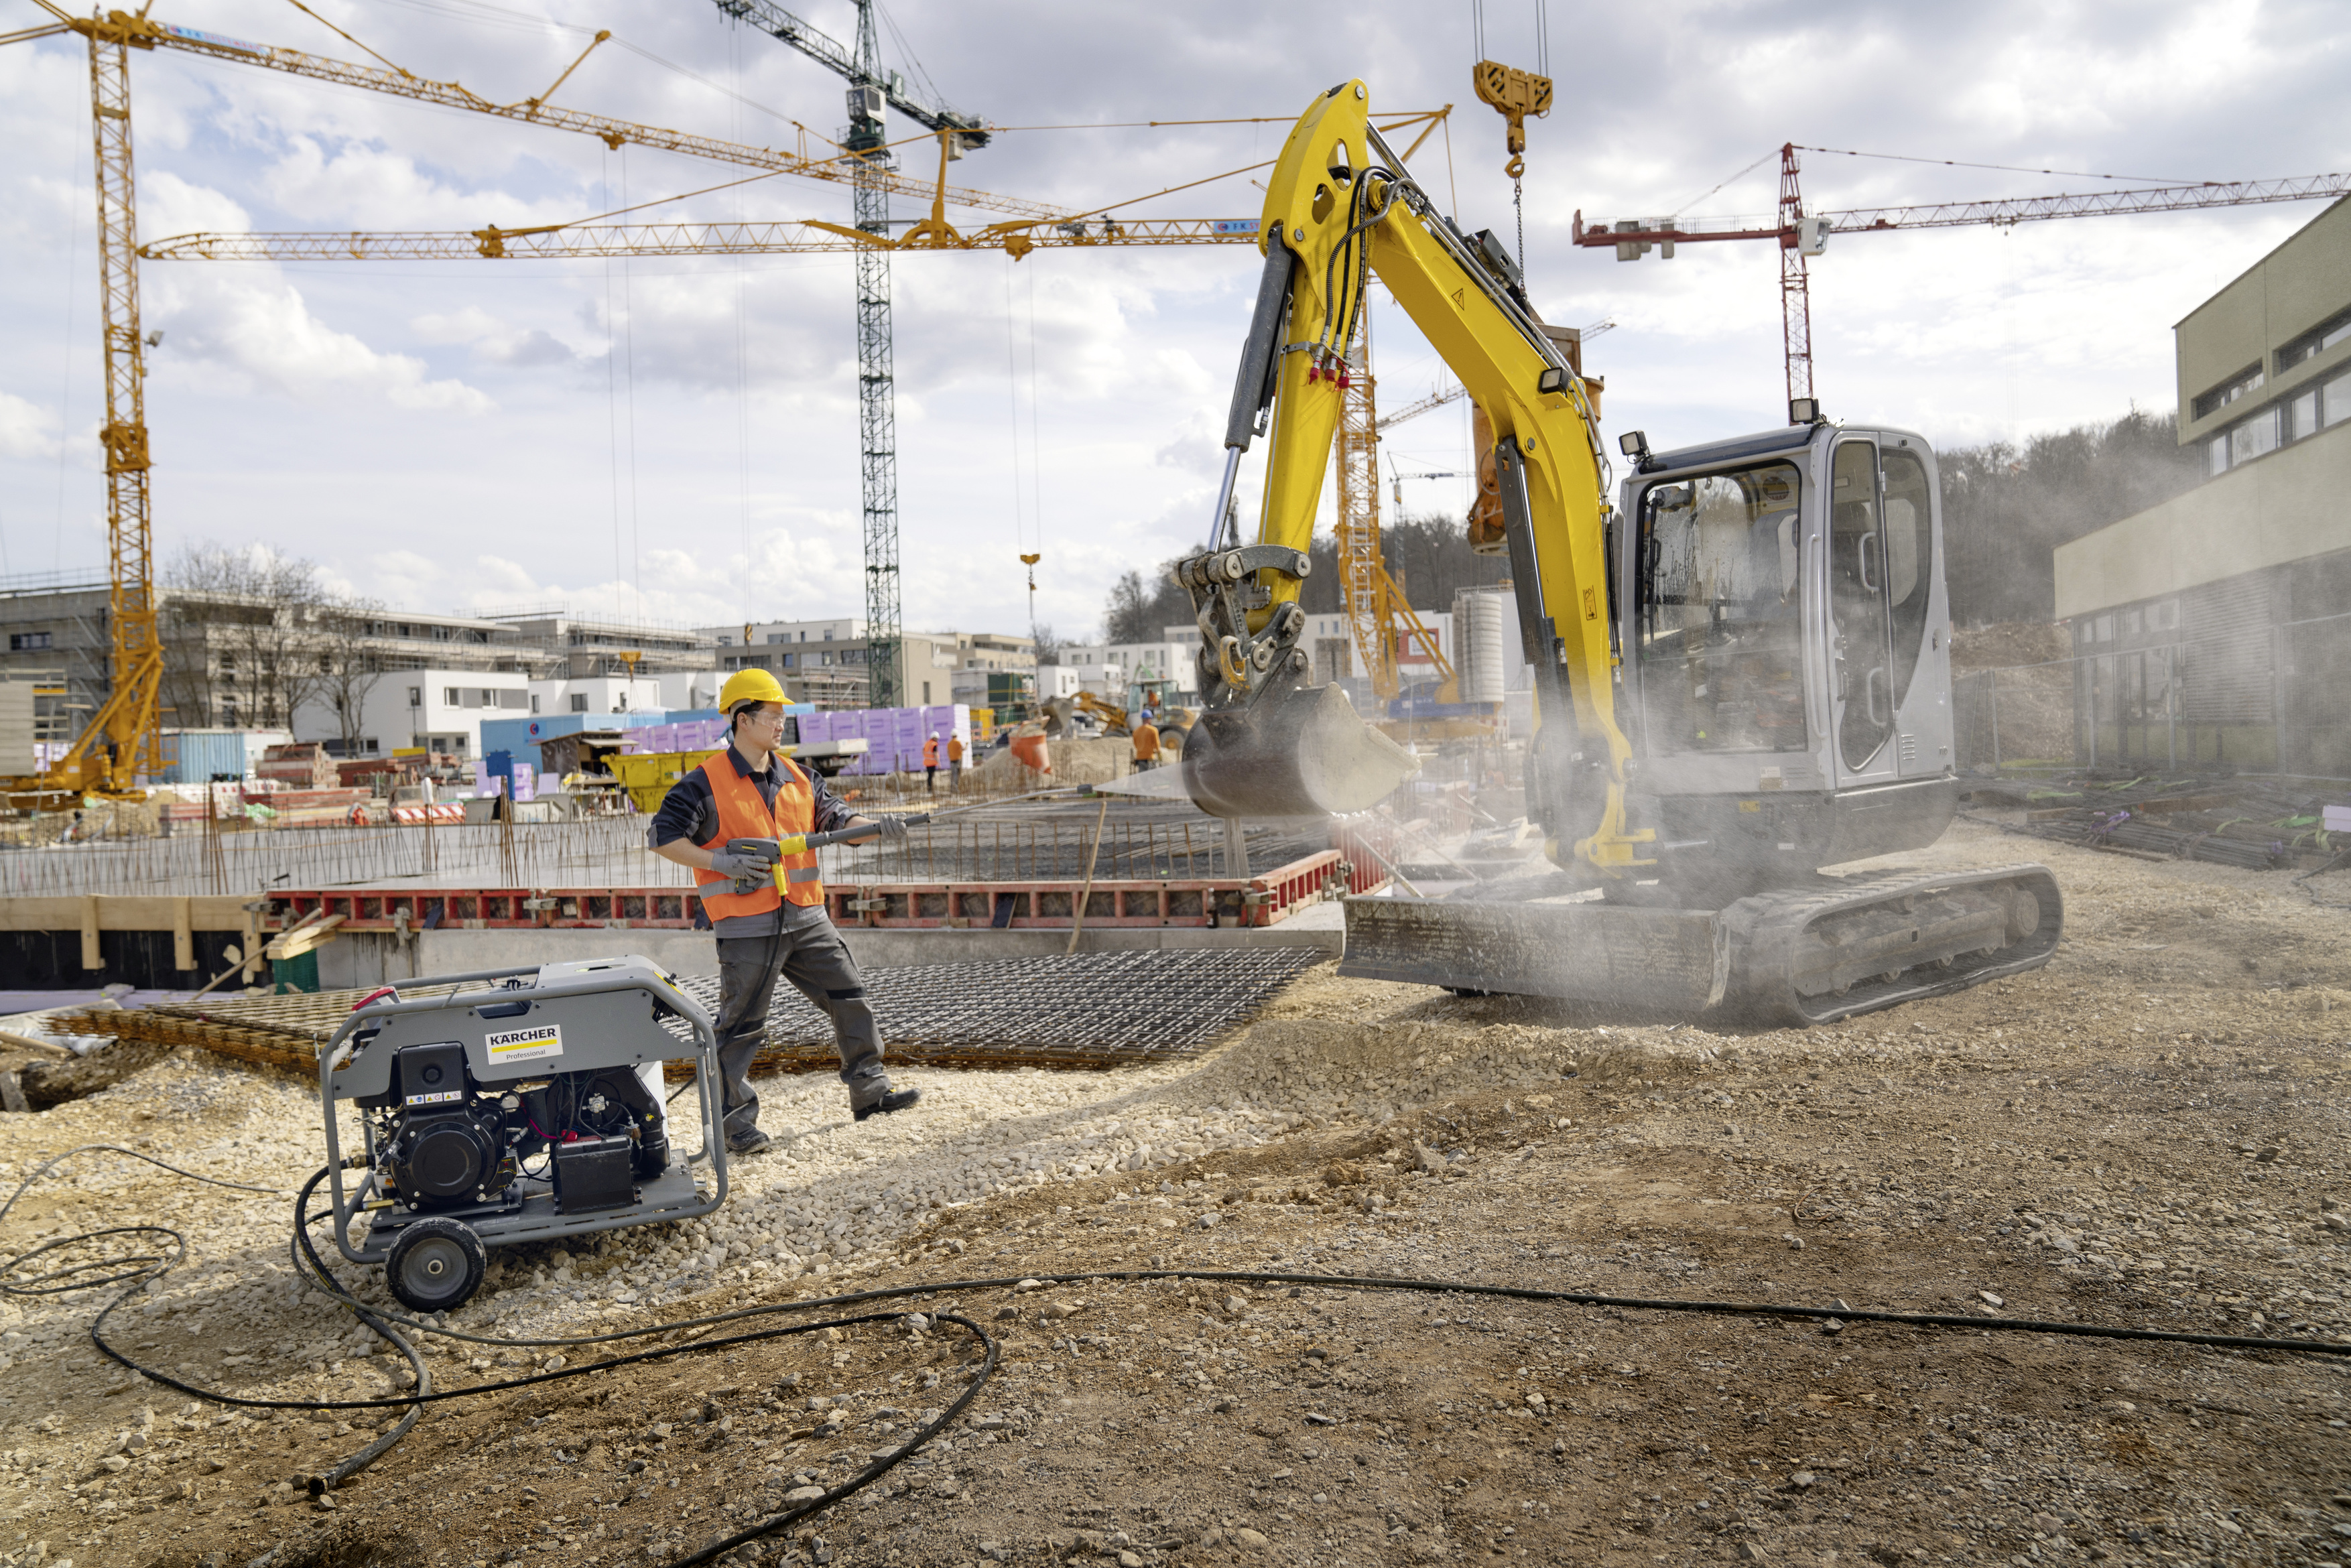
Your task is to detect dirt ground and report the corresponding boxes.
[3,818,2350,1568]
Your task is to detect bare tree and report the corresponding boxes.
[160,543,328,730]
[314,598,389,756]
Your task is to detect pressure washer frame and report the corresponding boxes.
[317,956,729,1281]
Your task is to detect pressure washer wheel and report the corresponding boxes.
[385,1216,487,1313]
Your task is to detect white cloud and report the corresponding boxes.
[0,391,59,461]
[2,0,2341,635]
[145,269,493,413]
[139,172,255,244]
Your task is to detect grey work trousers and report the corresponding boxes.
[712,904,889,1143]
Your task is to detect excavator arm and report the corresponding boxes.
[1178,79,1649,875]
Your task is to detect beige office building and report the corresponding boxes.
[2053,196,2351,774]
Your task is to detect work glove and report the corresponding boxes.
[708,842,780,879]
[860,815,910,842]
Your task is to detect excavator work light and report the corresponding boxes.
[1789,397,1823,426]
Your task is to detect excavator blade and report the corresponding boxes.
[1341,862,2063,1027]
[1180,683,1419,818]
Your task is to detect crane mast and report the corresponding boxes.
[91,23,162,785]
[848,15,900,708]
[718,0,993,709]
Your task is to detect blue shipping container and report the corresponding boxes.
[160,730,257,783]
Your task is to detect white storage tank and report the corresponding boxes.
[1452,588,1513,705]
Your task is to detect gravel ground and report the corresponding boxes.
[1,818,2348,1568]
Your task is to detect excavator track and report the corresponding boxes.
[1340,862,2062,1028]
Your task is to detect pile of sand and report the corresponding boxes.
[966,736,1140,789]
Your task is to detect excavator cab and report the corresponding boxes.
[1614,421,1960,902]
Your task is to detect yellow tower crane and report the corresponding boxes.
[145,109,1482,716]
[0,1,1075,803]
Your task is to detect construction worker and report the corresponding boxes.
[946,731,964,791]
[1131,714,1161,773]
[923,731,940,793]
[647,669,919,1153]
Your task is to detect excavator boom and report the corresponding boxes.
[1175,79,2062,1025]
[1176,80,1635,857]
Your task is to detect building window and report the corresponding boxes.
[530,694,541,714]
[2151,599,2179,632]
[2192,363,2265,420]
[443,687,459,705]
[780,653,794,668]
[2327,369,2351,429]
[570,694,588,712]
[2285,387,2319,443]
[8,631,52,651]
[2229,405,2281,467]
[2278,305,2351,374]
[407,686,422,705]
[767,633,785,644]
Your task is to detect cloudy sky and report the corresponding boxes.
[1,0,2342,641]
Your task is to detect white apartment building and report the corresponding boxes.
[290,669,531,759]
[525,675,668,718]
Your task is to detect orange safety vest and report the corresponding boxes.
[693,750,825,917]
[924,735,939,767]
[1132,724,1160,761]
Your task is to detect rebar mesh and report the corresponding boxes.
[52,948,1326,1075]
[667,947,1326,1072]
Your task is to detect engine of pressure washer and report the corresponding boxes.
[353,1039,669,1213]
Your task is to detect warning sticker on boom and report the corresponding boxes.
[485,1023,563,1065]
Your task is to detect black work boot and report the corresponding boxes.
[728,1128,775,1156]
[853,1088,921,1122]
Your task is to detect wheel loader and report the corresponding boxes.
[1171,80,2060,1027]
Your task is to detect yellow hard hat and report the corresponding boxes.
[720,668,787,711]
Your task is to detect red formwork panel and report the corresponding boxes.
[263,849,1379,935]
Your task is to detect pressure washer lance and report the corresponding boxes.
[720,787,1081,895]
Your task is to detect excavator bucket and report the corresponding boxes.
[1180,683,1419,818]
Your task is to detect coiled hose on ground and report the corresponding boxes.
[5,1147,2346,1568]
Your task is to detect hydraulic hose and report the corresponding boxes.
[7,1154,2345,1568]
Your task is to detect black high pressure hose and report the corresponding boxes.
[7,1152,2348,1568]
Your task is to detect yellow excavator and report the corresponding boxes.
[1174,81,2061,1025]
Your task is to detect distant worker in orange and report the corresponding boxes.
[922,732,940,793]
[1131,714,1161,773]
[946,731,965,791]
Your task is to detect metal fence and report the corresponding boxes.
[0,797,1337,899]
[1954,605,2351,780]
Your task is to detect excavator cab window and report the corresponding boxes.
[1829,439,1895,771]
[1634,460,1806,754]
[1881,447,1937,710]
